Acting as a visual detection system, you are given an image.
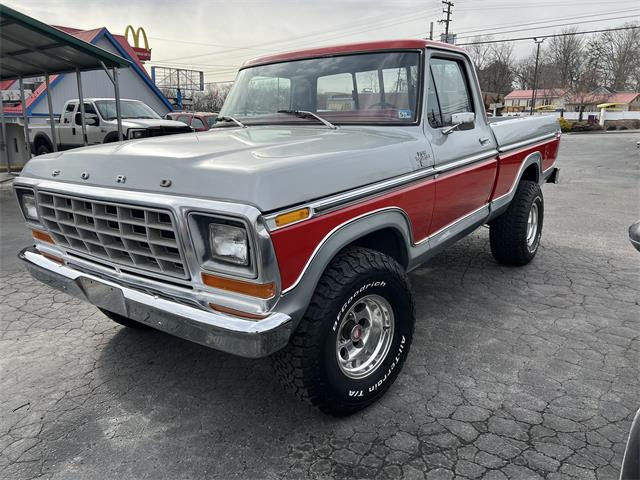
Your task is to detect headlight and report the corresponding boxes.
[22,194,38,220]
[210,223,249,266]
[188,213,256,277]
[16,189,39,222]
[129,129,148,139]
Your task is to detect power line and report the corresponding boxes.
[455,8,638,36]
[457,25,640,45]
[456,15,639,39]
[153,9,438,63]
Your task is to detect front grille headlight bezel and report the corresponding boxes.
[187,212,258,279]
[15,187,41,225]
[128,128,148,139]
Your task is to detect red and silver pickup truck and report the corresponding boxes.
[14,40,560,416]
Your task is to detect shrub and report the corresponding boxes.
[558,117,572,133]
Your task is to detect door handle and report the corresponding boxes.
[479,137,491,145]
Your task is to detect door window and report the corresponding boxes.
[427,58,473,128]
[191,117,205,129]
[177,115,191,124]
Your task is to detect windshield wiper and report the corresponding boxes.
[277,110,337,130]
[216,115,247,128]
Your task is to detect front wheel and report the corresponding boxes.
[272,247,415,416]
[489,180,544,265]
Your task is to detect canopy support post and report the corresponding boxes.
[75,67,87,146]
[19,76,31,163]
[45,72,58,152]
[0,84,10,173]
[99,62,123,142]
[113,68,123,141]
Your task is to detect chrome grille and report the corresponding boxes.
[36,192,189,280]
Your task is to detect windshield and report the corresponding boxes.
[218,51,421,125]
[205,115,218,127]
[95,100,161,120]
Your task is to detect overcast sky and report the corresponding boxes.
[6,0,640,83]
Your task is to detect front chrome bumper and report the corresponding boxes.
[19,247,292,358]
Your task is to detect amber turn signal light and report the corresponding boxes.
[32,229,54,244]
[275,207,310,228]
[201,272,276,299]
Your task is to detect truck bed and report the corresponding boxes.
[489,115,559,150]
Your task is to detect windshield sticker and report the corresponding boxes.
[398,109,412,120]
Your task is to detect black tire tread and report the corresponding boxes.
[272,246,414,416]
[489,180,543,266]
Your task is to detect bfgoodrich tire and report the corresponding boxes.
[99,308,152,330]
[489,180,543,266]
[272,247,415,416]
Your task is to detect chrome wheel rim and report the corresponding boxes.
[526,201,539,248]
[336,294,394,379]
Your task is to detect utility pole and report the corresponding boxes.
[438,1,454,41]
[529,38,545,116]
[429,21,434,40]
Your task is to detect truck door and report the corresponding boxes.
[424,52,498,238]
[58,102,78,148]
[80,102,102,144]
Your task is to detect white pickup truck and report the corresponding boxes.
[29,98,192,155]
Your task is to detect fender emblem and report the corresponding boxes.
[160,179,172,188]
[80,172,90,180]
[116,175,126,184]
[52,170,61,177]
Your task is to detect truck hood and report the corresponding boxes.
[106,118,190,129]
[21,125,423,212]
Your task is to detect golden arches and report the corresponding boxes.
[125,25,149,49]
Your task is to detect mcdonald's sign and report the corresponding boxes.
[124,25,151,62]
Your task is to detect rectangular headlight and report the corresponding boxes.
[16,189,39,222]
[210,223,249,266]
[129,129,148,139]
[22,194,39,221]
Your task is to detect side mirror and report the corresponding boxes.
[75,112,99,126]
[442,112,475,135]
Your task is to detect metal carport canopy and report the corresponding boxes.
[0,4,132,172]
[0,4,130,80]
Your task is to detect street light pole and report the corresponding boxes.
[530,38,545,116]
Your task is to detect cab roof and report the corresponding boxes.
[242,39,467,68]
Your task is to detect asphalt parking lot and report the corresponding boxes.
[0,133,638,480]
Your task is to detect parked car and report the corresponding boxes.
[166,112,218,131]
[30,98,193,155]
[15,39,560,415]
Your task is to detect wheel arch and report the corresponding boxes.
[276,208,413,325]
[32,132,53,152]
[103,131,123,143]
[489,150,543,220]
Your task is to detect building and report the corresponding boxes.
[1,25,172,120]
[503,89,568,113]
[566,88,640,112]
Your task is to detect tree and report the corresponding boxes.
[473,40,515,97]
[192,83,232,112]
[592,24,640,91]
[545,27,584,90]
